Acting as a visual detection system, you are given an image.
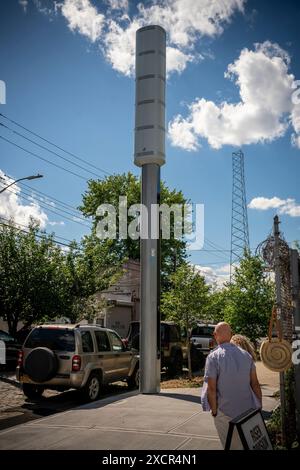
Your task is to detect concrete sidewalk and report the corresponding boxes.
[0,376,278,450]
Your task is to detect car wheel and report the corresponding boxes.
[22,383,44,400]
[83,372,101,402]
[127,366,140,389]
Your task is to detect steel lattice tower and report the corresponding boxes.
[230,150,250,281]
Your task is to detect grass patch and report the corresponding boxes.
[160,373,204,389]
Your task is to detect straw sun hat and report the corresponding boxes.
[260,306,293,372]
[260,337,292,372]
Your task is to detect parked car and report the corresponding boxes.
[124,321,205,376]
[190,323,217,357]
[16,324,139,401]
[0,330,21,369]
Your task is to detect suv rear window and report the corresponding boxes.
[24,328,75,352]
[191,326,214,337]
[95,331,111,352]
[80,331,94,353]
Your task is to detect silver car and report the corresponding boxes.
[16,324,139,401]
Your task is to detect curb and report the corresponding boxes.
[0,375,21,388]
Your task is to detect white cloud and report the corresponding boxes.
[103,18,141,77]
[19,0,28,13]
[60,0,105,42]
[167,114,198,150]
[194,263,231,288]
[138,0,245,47]
[168,41,300,150]
[53,0,245,76]
[106,0,128,11]
[0,171,48,228]
[249,196,300,217]
[166,46,195,75]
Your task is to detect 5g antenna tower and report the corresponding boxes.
[230,150,250,281]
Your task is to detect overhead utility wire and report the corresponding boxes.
[16,186,91,224]
[0,135,88,181]
[0,218,75,249]
[0,122,104,180]
[21,182,84,213]
[2,173,91,222]
[0,113,111,176]
[0,216,73,243]
[3,187,91,228]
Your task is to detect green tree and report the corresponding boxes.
[161,263,211,378]
[0,223,68,335]
[61,238,122,323]
[79,172,188,291]
[0,223,121,334]
[207,288,227,324]
[223,252,275,343]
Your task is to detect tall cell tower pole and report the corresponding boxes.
[230,150,250,281]
[134,26,166,393]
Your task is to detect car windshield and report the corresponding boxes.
[24,328,75,352]
[191,326,214,337]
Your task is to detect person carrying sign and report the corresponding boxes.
[202,322,262,450]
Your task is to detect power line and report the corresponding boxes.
[0,135,89,181]
[17,186,91,224]
[0,217,74,243]
[4,188,91,228]
[203,239,230,263]
[204,237,228,251]
[0,217,75,249]
[21,181,83,213]
[2,172,92,224]
[0,113,111,176]
[0,122,105,180]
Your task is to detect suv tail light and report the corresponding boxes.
[209,339,215,349]
[17,350,23,367]
[161,340,168,351]
[72,355,81,372]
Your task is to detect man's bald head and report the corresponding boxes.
[214,322,232,344]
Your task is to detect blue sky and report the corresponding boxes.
[0,0,300,284]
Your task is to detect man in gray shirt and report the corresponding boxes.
[205,322,262,449]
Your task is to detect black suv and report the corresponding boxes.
[124,321,204,376]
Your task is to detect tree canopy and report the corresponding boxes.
[223,252,275,342]
[79,172,188,291]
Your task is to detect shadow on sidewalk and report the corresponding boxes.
[159,392,201,404]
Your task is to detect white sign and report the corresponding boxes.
[225,409,273,450]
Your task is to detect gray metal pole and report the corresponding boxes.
[290,248,300,438]
[134,25,166,394]
[273,215,287,446]
[140,164,161,393]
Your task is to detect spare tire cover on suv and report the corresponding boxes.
[24,347,58,383]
